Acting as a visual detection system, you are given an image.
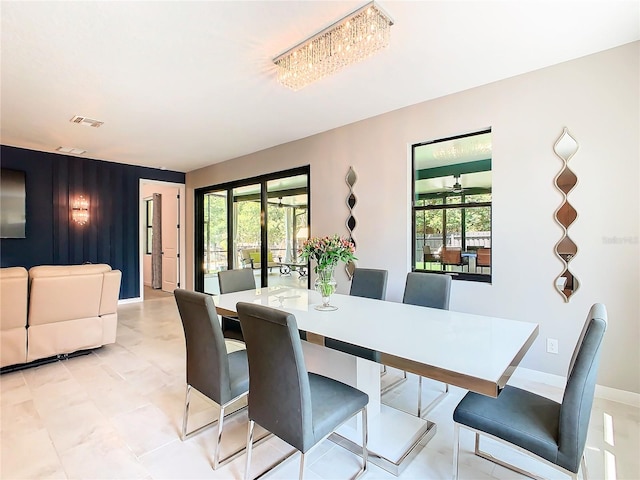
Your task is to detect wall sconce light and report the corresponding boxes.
[71,195,89,225]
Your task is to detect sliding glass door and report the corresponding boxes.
[267,175,308,286]
[202,190,227,294]
[232,183,262,271]
[195,166,310,294]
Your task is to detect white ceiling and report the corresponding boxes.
[1,1,638,173]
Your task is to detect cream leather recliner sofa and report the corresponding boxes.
[27,264,121,363]
[0,267,29,367]
[0,264,121,368]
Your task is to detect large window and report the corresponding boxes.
[412,129,492,282]
[195,166,310,294]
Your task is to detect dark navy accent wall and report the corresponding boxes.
[0,145,185,299]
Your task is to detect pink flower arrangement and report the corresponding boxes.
[299,234,357,273]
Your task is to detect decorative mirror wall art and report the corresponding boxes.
[553,127,579,302]
[345,166,357,279]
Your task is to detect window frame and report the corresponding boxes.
[411,129,492,283]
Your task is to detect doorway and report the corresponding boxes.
[140,179,186,299]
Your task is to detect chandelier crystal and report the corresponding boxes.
[274,2,393,91]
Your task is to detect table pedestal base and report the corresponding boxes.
[331,405,436,476]
[302,340,437,476]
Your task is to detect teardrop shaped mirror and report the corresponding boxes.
[553,128,580,302]
[555,269,579,301]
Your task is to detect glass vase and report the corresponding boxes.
[314,265,337,311]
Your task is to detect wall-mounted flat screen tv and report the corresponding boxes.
[1,168,26,238]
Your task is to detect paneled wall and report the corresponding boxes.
[0,145,184,299]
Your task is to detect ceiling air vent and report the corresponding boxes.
[57,146,86,155]
[70,115,104,128]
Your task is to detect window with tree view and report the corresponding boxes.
[412,129,492,282]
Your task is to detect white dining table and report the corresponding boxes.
[214,286,538,475]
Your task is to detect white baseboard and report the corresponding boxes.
[514,367,640,407]
[595,385,640,407]
[118,297,142,304]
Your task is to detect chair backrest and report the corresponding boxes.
[423,245,438,261]
[441,247,461,265]
[174,289,232,404]
[402,272,451,310]
[218,268,255,294]
[350,268,388,300]
[557,303,607,472]
[236,302,313,452]
[477,248,491,267]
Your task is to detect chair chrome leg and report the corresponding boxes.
[459,425,585,480]
[245,420,255,480]
[417,376,423,418]
[452,423,460,480]
[212,405,226,469]
[380,369,408,395]
[298,452,306,480]
[360,407,369,478]
[418,382,449,418]
[474,431,546,480]
[204,394,270,470]
[181,384,192,440]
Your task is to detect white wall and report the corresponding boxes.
[185,42,639,393]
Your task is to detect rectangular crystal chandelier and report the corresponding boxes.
[273,2,393,91]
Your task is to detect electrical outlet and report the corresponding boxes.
[547,338,559,354]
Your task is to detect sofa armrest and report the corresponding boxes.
[0,267,28,367]
[0,267,28,329]
[100,270,121,316]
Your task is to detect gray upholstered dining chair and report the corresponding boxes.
[174,289,267,469]
[324,267,388,361]
[217,268,256,341]
[452,303,607,480]
[386,272,451,417]
[349,267,388,300]
[403,271,451,310]
[236,302,369,480]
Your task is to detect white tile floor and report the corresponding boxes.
[1,292,638,480]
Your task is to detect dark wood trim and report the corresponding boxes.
[496,325,539,390]
[379,352,500,397]
[415,159,492,180]
[414,201,492,211]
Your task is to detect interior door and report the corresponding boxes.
[162,187,179,292]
